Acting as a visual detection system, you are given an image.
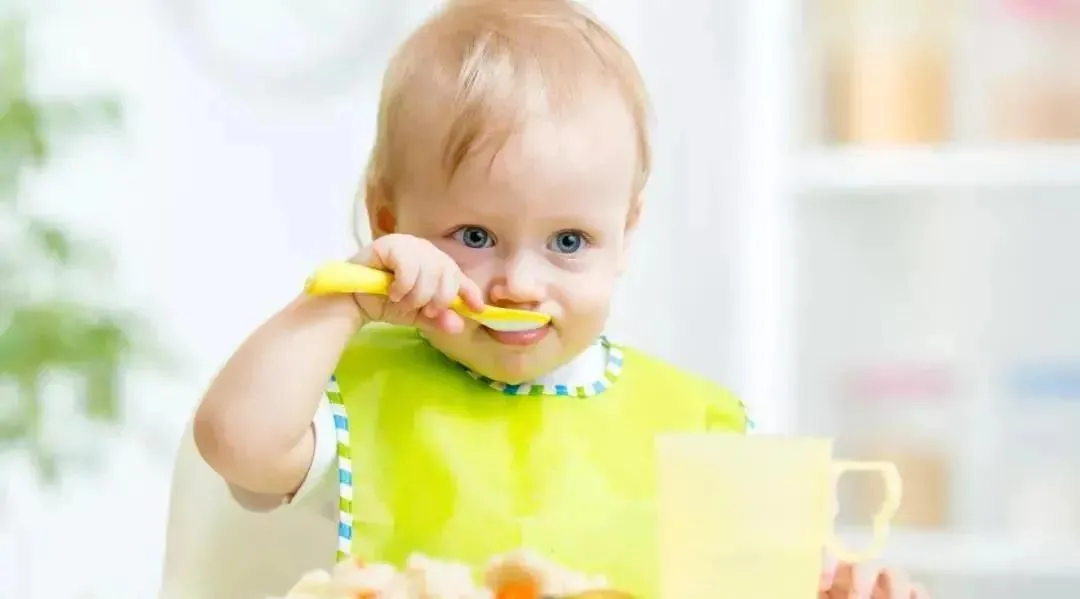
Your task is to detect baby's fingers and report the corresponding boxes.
[845,562,890,599]
[404,266,441,312]
[457,276,486,313]
[873,568,912,599]
[432,309,466,334]
[387,259,420,303]
[413,269,464,334]
[424,269,461,318]
[819,552,839,591]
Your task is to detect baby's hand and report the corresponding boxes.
[819,555,930,599]
[350,233,486,333]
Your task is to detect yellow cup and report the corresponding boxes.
[656,434,902,599]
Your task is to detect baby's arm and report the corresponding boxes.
[193,293,363,499]
[193,235,485,502]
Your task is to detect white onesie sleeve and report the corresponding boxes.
[227,395,338,516]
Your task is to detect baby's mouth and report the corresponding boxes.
[483,324,551,346]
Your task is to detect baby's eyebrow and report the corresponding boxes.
[538,208,619,226]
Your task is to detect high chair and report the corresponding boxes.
[159,422,334,599]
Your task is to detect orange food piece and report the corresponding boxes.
[495,580,541,599]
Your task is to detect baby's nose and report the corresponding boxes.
[489,260,545,306]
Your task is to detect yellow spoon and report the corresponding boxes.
[303,261,552,332]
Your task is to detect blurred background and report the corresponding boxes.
[2,0,1080,596]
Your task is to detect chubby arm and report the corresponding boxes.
[193,294,364,497]
[194,236,485,500]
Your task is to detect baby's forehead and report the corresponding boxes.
[402,75,628,167]
[401,101,637,211]
[395,110,636,228]
[485,95,637,185]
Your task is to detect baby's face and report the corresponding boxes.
[391,90,640,383]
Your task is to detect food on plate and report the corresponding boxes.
[274,550,627,599]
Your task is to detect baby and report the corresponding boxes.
[194,1,927,597]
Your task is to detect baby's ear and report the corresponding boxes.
[363,180,396,239]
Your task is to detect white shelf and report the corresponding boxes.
[796,144,1080,194]
[837,528,1080,578]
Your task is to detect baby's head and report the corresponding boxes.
[361,0,650,383]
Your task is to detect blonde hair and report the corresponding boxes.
[357,0,651,242]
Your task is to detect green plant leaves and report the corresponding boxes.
[0,13,161,485]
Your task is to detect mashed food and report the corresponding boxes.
[274,550,631,599]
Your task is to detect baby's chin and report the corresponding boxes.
[478,362,551,386]
[460,347,562,385]
[429,333,567,384]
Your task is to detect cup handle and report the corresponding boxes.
[824,460,903,563]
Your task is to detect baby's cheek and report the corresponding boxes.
[555,277,615,330]
[443,247,492,281]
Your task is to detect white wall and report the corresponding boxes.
[0,1,766,597]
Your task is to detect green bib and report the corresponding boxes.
[325,324,747,597]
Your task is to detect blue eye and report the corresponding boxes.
[453,226,495,249]
[549,230,587,254]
